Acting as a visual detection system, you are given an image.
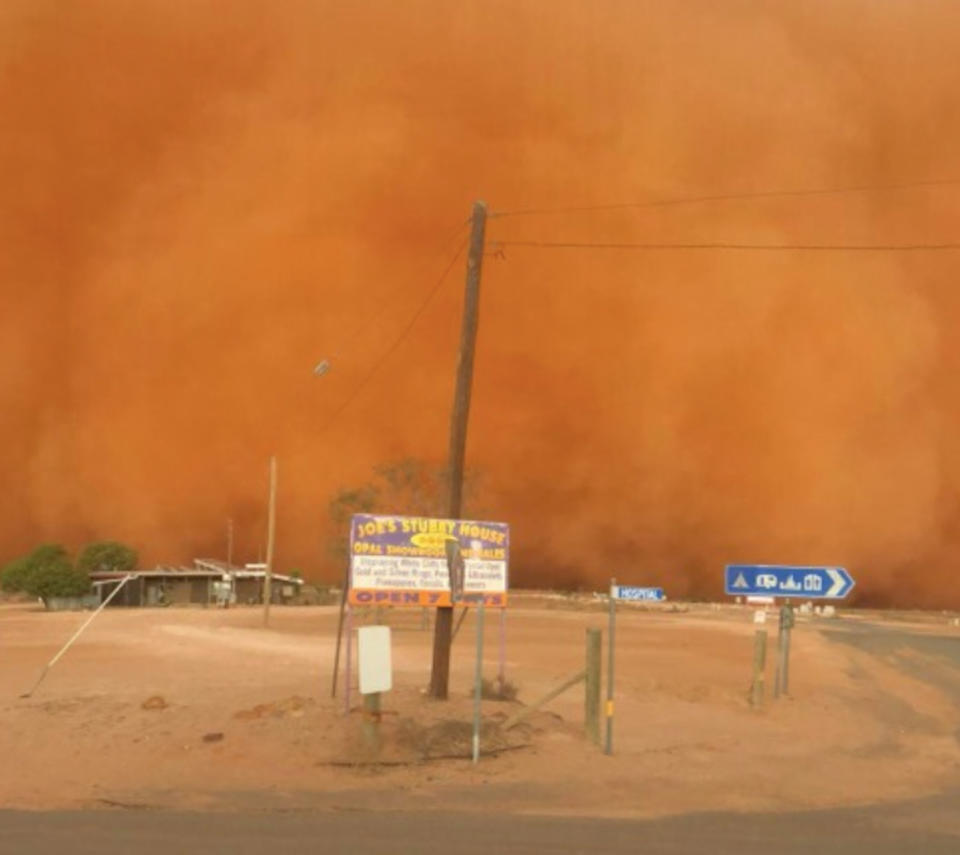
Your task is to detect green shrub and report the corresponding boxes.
[1,556,31,593]
[2,545,91,604]
[76,541,138,576]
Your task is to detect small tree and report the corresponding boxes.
[374,458,441,516]
[1,556,31,593]
[327,482,379,565]
[17,545,91,605]
[77,541,138,576]
[327,457,487,568]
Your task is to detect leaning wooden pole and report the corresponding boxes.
[502,669,586,731]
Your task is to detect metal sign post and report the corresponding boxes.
[497,607,507,695]
[774,602,795,698]
[472,600,485,764]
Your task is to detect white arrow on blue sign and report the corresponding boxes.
[611,585,666,602]
[724,565,855,599]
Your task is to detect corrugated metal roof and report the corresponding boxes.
[89,568,303,584]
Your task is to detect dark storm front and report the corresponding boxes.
[348,514,509,607]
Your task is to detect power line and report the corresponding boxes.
[322,221,470,362]
[317,234,470,435]
[489,178,960,219]
[493,239,960,252]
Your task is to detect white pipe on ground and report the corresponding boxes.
[20,574,135,698]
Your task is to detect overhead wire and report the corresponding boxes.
[490,239,960,252]
[312,182,959,436]
[316,231,470,435]
[489,177,960,219]
[320,219,471,364]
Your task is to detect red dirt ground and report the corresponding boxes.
[1,596,958,816]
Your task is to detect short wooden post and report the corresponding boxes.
[585,628,602,745]
[362,692,381,754]
[751,628,768,708]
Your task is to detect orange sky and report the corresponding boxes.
[2,1,960,606]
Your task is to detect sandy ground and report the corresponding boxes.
[1,596,958,818]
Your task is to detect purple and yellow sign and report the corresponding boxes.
[348,514,509,607]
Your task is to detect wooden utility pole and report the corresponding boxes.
[429,200,488,699]
[263,456,278,627]
[226,517,234,569]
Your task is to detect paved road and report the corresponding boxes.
[2,796,958,855]
[820,617,960,702]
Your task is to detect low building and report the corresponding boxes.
[90,559,303,608]
[194,560,303,605]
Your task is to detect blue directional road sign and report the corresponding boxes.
[725,565,855,600]
[611,585,666,602]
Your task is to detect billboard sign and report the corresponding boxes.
[348,514,509,607]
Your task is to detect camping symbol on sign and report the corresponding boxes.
[724,565,855,600]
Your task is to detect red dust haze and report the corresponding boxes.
[3,1,960,607]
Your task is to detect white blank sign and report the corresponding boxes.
[358,625,392,694]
